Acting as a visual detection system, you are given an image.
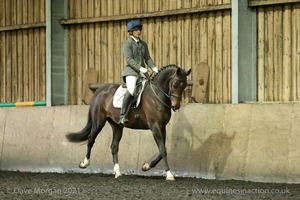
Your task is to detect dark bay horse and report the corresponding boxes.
[66,65,191,181]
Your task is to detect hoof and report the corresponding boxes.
[142,163,151,171]
[79,158,90,168]
[79,162,88,168]
[115,171,122,178]
[166,171,175,181]
[166,176,175,181]
[114,163,122,178]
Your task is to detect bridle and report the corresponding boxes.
[148,74,186,111]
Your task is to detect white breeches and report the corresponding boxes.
[125,75,138,95]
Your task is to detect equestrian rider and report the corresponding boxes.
[119,20,158,125]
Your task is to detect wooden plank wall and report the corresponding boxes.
[67,0,232,105]
[0,0,46,103]
[253,2,300,102]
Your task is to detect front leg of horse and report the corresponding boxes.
[141,155,162,171]
[146,130,175,180]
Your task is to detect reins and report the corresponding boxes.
[145,72,183,111]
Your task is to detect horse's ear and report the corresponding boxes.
[186,69,192,76]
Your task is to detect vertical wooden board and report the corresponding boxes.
[222,10,231,103]
[0,31,5,102]
[192,0,200,8]
[69,26,76,104]
[291,4,298,100]
[169,0,177,10]
[191,14,200,71]
[176,15,182,67]
[28,0,34,101]
[146,18,154,66]
[100,23,108,83]
[0,0,4,100]
[121,21,127,80]
[176,0,182,9]
[207,0,214,7]
[5,0,12,102]
[295,5,300,100]
[215,12,222,103]
[94,0,100,17]
[94,0,101,83]
[161,0,168,11]
[88,0,95,71]
[39,0,46,100]
[79,23,86,104]
[22,0,29,101]
[200,13,208,63]
[5,31,12,102]
[107,0,113,16]
[73,1,82,104]
[273,6,283,101]
[17,0,23,101]
[257,7,265,102]
[169,16,177,65]
[107,22,114,83]
[11,30,17,102]
[11,0,17,101]
[223,0,231,4]
[17,30,24,101]
[183,14,192,102]
[207,12,215,103]
[68,0,76,18]
[94,23,101,82]
[162,16,170,66]
[120,0,127,14]
[184,14,192,70]
[125,0,132,15]
[282,5,292,101]
[39,28,46,100]
[34,0,40,100]
[68,0,75,104]
[154,18,162,66]
[183,0,191,9]
[114,0,120,15]
[200,0,207,6]
[113,21,121,83]
[80,1,89,104]
[265,6,274,101]
[32,1,39,100]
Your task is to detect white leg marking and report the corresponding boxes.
[79,157,90,168]
[141,163,151,171]
[114,163,122,178]
[166,170,175,181]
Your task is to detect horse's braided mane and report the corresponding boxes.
[151,64,179,80]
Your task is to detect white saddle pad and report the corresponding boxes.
[113,79,146,108]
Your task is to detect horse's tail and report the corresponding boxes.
[66,109,92,143]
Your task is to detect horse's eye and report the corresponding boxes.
[173,82,179,88]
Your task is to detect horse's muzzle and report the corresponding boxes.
[171,104,181,111]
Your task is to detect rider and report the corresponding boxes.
[119,19,158,125]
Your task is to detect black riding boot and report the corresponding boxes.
[119,91,133,125]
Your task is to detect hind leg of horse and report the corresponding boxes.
[79,121,105,168]
[109,121,123,178]
[79,128,100,168]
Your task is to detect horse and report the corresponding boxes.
[66,64,191,181]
